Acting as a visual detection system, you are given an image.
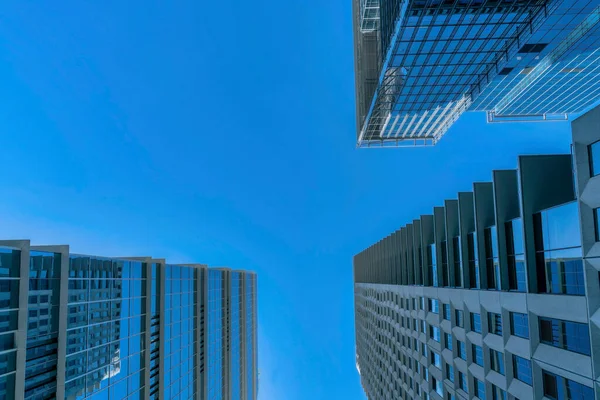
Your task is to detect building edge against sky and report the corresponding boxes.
[353,0,600,147]
[0,240,258,400]
[353,103,600,399]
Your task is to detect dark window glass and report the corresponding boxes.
[443,304,451,320]
[506,219,526,292]
[492,385,507,400]
[513,356,532,385]
[539,317,591,355]
[589,140,600,177]
[458,341,466,360]
[473,344,483,366]
[490,349,504,375]
[485,226,500,290]
[429,298,439,314]
[452,236,462,287]
[510,312,529,338]
[595,208,600,242]
[468,232,480,289]
[459,372,468,393]
[475,378,486,400]
[441,240,449,287]
[471,313,481,333]
[428,244,438,287]
[444,333,452,350]
[456,310,464,328]
[543,370,594,400]
[446,363,454,382]
[488,312,502,336]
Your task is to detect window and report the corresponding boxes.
[441,240,449,287]
[513,356,532,385]
[533,202,584,296]
[452,236,462,287]
[446,364,454,382]
[444,333,452,350]
[510,312,529,338]
[447,394,455,400]
[420,297,426,310]
[458,341,466,360]
[421,342,427,357]
[471,313,482,333]
[595,208,600,242]
[492,385,506,400]
[589,140,600,177]
[428,244,438,287]
[443,304,451,320]
[539,317,591,355]
[468,232,480,289]
[433,377,443,396]
[484,226,501,290]
[431,351,441,368]
[429,298,439,314]
[474,378,486,400]
[490,349,504,375]
[421,320,427,334]
[430,326,441,342]
[456,310,464,328]
[506,219,526,291]
[488,312,502,336]
[459,372,468,393]
[543,370,594,400]
[472,344,483,366]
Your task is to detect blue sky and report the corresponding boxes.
[0,1,576,399]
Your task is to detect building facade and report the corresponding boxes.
[353,0,600,147]
[0,243,257,400]
[353,105,600,399]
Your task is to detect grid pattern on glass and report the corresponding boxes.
[534,202,585,295]
[506,218,526,292]
[510,312,529,339]
[164,265,196,400]
[245,274,256,400]
[208,270,224,400]
[446,363,454,383]
[475,378,486,400]
[64,256,146,400]
[358,0,551,143]
[458,340,466,360]
[230,272,242,400]
[488,312,502,336]
[25,251,61,399]
[513,355,532,385]
[459,371,468,393]
[539,317,591,355]
[0,247,20,398]
[472,344,483,366]
[149,263,160,400]
[543,369,594,400]
[471,312,482,333]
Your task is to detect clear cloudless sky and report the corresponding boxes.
[0,1,576,399]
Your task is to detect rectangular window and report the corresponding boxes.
[420,297,426,310]
[490,349,505,375]
[543,370,594,400]
[589,140,600,177]
[429,298,439,314]
[430,326,441,343]
[595,208,600,242]
[421,342,427,357]
[533,202,584,296]
[506,218,526,292]
[513,355,532,385]
[539,317,591,355]
[446,364,454,382]
[444,333,452,350]
[468,232,480,289]
[492,384,507,400]
[471,312,482,333]
[484,226,500,290]
[431,351,441,369]
[452,236,462,287]
[428,244,438,287]
[458,341,466,360]
[472,344,483,366]
[443,304,451,320]
[441,240,449,287]
[510,312,529,338]
[459,372,468,393]
[433,377,443,396]
[488,312,502,336]
[474,378,486,400]
[456,310,464,328]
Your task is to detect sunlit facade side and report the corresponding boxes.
[353,0,600,147]
[0,242,258,400]
[353,105,600,399]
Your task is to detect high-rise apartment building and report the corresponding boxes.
[0,242,257,400]
[353,0,600,147]
[353,104,600,399]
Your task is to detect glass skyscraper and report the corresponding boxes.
[353,105,600,399]
[0,242,257,400]
[353,0,600,147]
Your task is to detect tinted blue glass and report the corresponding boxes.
[446,364,454,382]
[444,333,452,350]
[490,349,504,375]
[443,304,451,320]
[455,310,463,328]
[458,341,466,360]
[430,244,438,287]
[471,313,481,333]
[245,274,255,400]
[429,298,439,314]
[231,273,242,400]
[475,378,486,400]
[430,326,440,342]
[459,372,468,393]
[513,356,532,385]
[510,313,529,338]
[541,202,582,251]
[488,312,502,335]
[539,317,591,356]
[595,208,600,242]
[208,270,223,400]
[473,345,483,366]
